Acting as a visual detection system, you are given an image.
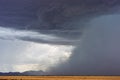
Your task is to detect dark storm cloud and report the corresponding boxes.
[0,0,120,75]
[0,0,42,28]
[0,0,120,40]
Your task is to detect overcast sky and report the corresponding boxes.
[0,0,120,75]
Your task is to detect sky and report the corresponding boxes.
[0,0,120,75]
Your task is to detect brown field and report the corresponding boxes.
[0,76,120,80]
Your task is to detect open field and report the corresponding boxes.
[0,76,120,80]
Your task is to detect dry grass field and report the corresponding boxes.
[0,76,120,80]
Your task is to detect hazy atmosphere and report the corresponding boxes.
[0,0,120,75]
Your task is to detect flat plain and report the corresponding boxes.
[0,76,120,80]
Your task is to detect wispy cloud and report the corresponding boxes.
[0,27,79,45]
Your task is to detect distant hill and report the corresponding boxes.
[0,72,24,76]
[0,70,46,76]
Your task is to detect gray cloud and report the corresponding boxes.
[46,14,120,76]
[0,27,80,45]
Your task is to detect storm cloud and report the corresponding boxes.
[1,0,119,40]
[0,0,120,75]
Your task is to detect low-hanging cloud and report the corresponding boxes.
[0,27,79,45]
